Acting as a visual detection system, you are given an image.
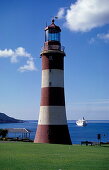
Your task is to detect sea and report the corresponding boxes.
[0,120,109,144]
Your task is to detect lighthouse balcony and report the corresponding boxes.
[40,44,65,56]
[42,44,65,51]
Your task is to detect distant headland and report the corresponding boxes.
[0,112,24,123]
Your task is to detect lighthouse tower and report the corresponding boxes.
[34,19,72,145]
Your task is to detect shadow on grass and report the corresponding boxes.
[101,145,109,147]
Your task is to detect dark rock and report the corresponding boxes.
[0,112,24,123]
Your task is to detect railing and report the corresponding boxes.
[41,44,65,52]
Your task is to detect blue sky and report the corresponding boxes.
[0,0,109,120]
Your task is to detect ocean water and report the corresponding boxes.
[0,120,109,144]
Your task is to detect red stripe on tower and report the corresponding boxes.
[34,19,72,145]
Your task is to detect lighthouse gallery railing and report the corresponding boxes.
[41,44,65,52]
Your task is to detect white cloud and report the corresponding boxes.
[57,8,65,19]
[0,47,31,63]
[18,58,36,72]
[0,49,14,58]
[89,32,109,44]
[0,47,36,72]
[15,47,31,58]
[64,0,109,32]
[97,33,109,41]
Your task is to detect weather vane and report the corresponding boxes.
[52,16,58,23]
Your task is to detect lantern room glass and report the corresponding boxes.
[45,30,60,42]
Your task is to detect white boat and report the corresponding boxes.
[76,117,87,127]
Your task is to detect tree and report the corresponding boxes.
[0,129,8,138]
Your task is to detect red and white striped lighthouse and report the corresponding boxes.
[34,19,72,145]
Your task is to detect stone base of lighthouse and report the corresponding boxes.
[34,125,72,144]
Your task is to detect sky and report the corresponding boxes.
[0,0,109,120]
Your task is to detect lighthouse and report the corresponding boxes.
[34,19,72,145]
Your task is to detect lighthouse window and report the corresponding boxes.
[45,30,60,42]
[48,33,60,41]
[49,82,52,86]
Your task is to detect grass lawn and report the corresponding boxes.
[0,142,109,170]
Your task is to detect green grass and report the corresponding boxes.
[0,143,109,170]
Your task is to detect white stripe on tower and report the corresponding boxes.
[38,106,67,125]
[41,69,64,88]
